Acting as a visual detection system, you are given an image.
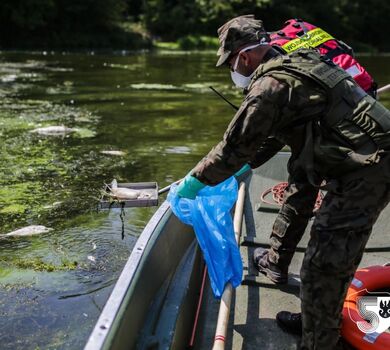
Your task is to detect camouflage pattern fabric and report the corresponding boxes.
[192,51,390,185]
[300,156,390,349]
[249,137,284,168]
[192,55,327,185]
[268,174,318,269]
[216,14,269,67]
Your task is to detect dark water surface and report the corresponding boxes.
[0,51,389,349]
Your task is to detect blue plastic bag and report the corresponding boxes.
[167,176,243,298]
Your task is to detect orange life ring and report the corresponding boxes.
[341,265,390,349]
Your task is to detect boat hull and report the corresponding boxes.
[84,201,203,350]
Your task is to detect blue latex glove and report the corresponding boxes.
[234,163,251,177]
[176,174,206,199]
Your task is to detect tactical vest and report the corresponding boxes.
[270,19,375,93]
[252,50,390,181]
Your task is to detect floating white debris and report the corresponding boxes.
[43,201,62,209]
[101,150,126,156]
[1,74,18,83]
[129,83,179,91]
[31,125,75,135]
[4,225,52,237]
[182,83,212,93]
[87,255,96,262]
[165,146,191,154]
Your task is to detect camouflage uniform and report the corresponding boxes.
[249,139,320,269]
[192,15,390,350]
[250,103,377,273]
[268,174,319,269]
[300,160,390,349]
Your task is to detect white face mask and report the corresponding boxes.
[230,70,255,89]
[230,42,267,89]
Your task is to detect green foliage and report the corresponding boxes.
[154,41,181,50]
[0,0,151,49]
[143,0,202,41]
[0,0,389,51]
[143,0,390,52]
[334,0,390,52]
[177,35,219,50]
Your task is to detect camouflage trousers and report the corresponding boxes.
[268,178,318,268]
[299,158,390,349]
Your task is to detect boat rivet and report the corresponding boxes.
[100,321,109,330]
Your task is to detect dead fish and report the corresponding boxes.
[100,150,126,156]
[31,125,75,135]
[108,179,140,200]
[3,225,52,237]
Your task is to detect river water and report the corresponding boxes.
[0,51,389,349]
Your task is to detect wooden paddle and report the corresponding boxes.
[378,84,390,95]
[212,182,246,350]
[158,179,182,195]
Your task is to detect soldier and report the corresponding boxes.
[176,15,390,350]
[208,17,377,291]
[238,18,378,289]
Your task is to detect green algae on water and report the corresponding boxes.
[0,203,28,214]
[0,257,78,272]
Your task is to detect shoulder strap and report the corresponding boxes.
[252,50,350,91]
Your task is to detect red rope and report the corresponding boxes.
[189,265,208,347]
[261,182,324,211]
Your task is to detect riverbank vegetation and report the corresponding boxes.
[0,0,389,51]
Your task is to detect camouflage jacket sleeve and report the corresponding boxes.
[248,137,285,169]
[192,76,288,185]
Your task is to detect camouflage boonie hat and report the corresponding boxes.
[216,15,269,67]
